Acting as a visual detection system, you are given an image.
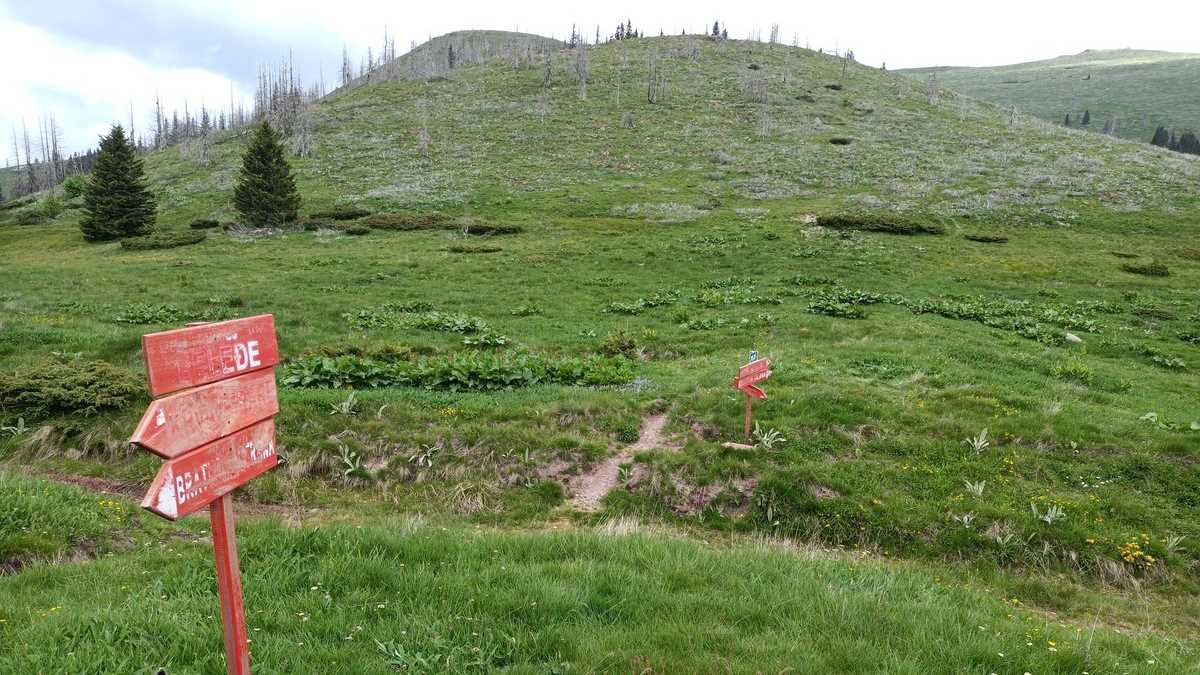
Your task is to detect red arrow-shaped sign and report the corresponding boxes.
[741,384,767,400]
[142,315,279,397]
[141,419,277,521]
[130,368,279,459]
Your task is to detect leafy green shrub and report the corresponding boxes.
[1130,343,1187,370]
[817,213,944,235]
[340,225,371,236]
[462,330,510,347]
[807,298,867,319]
[119,230,206,251]
[111,303,186,324]
[309,207,370,221]
[0,359,142,418]
[280,351,632,391]
[601,330,639,357]
[603,290,680,315]
[61,176,86,200]
[964,233,1008,244]
[1121,260,1170,277]
[1178,330,1200,345]
[189,218,220,230]
[510,305,543,317]
[1051,358,1094,385]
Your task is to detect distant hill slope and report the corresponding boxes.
[103,35,1200,227]
[344,30,564,90]
[902,49,1200,143]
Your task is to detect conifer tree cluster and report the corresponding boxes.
[1150,126,1200,155]
[79,125,156,241]
[233,120,301,226]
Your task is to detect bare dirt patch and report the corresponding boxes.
[568,413,672,512]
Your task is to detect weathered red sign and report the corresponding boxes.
[142,314,279,397]
[734,358,772,392]
[135,315,281,675]
[131,369,279,459]
[732,357,772,438]
[141,418,277,521]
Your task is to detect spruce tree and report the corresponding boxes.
[80,124,156,242]
[1063,113,1071,127]
[233,120,301,227]
[1151,126,1170,147]
[1179,131,1200,155]
[1081,110,1090,126]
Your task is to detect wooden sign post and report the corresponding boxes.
[132,315,280,675]
[732,355,772,439]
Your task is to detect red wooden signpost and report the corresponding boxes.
[732,356,772,439]
[132,315,281,675]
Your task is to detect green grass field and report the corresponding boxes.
[1,34,1198,672]
[902,49,1200,144]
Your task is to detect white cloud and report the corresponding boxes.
[0,14,250,165]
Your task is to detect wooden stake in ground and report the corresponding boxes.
[132,315,281,675]
[732,356,771,439]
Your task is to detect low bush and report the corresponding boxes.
[309,207,371,221]
[828,137,853,146]
[0,359,142,418]
[280,351,632,391]
[461,223,523,236]
[361,212,450,230]
[339,225,371,236]
[1121,261,1170,277]
[817,213,944,235]
[189,218,220,230]
[446,244,502,253]
[0,195,36,212]
[119,230,206,251]
[964,233,1008,244]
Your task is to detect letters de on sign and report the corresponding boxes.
[141,315,279,397]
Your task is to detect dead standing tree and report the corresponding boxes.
[646,50,665,104]
[574,38,590,100]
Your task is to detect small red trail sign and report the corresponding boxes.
[133,315,280,675]
[732,357,772,438]
[141,314,279,397]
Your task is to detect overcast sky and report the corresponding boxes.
[3,0,1199,165]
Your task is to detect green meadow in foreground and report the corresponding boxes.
[0,475,1195,674]
[0,34,1198,671]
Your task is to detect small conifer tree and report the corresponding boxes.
[1150,126,1170,147]
[1081,110,1090,125]
[233,120,301,227]
[1063,113,1071,127]
[80,124,156,241]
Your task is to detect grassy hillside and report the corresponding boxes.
[1,34,1198,670]
[903,49,1200,143]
